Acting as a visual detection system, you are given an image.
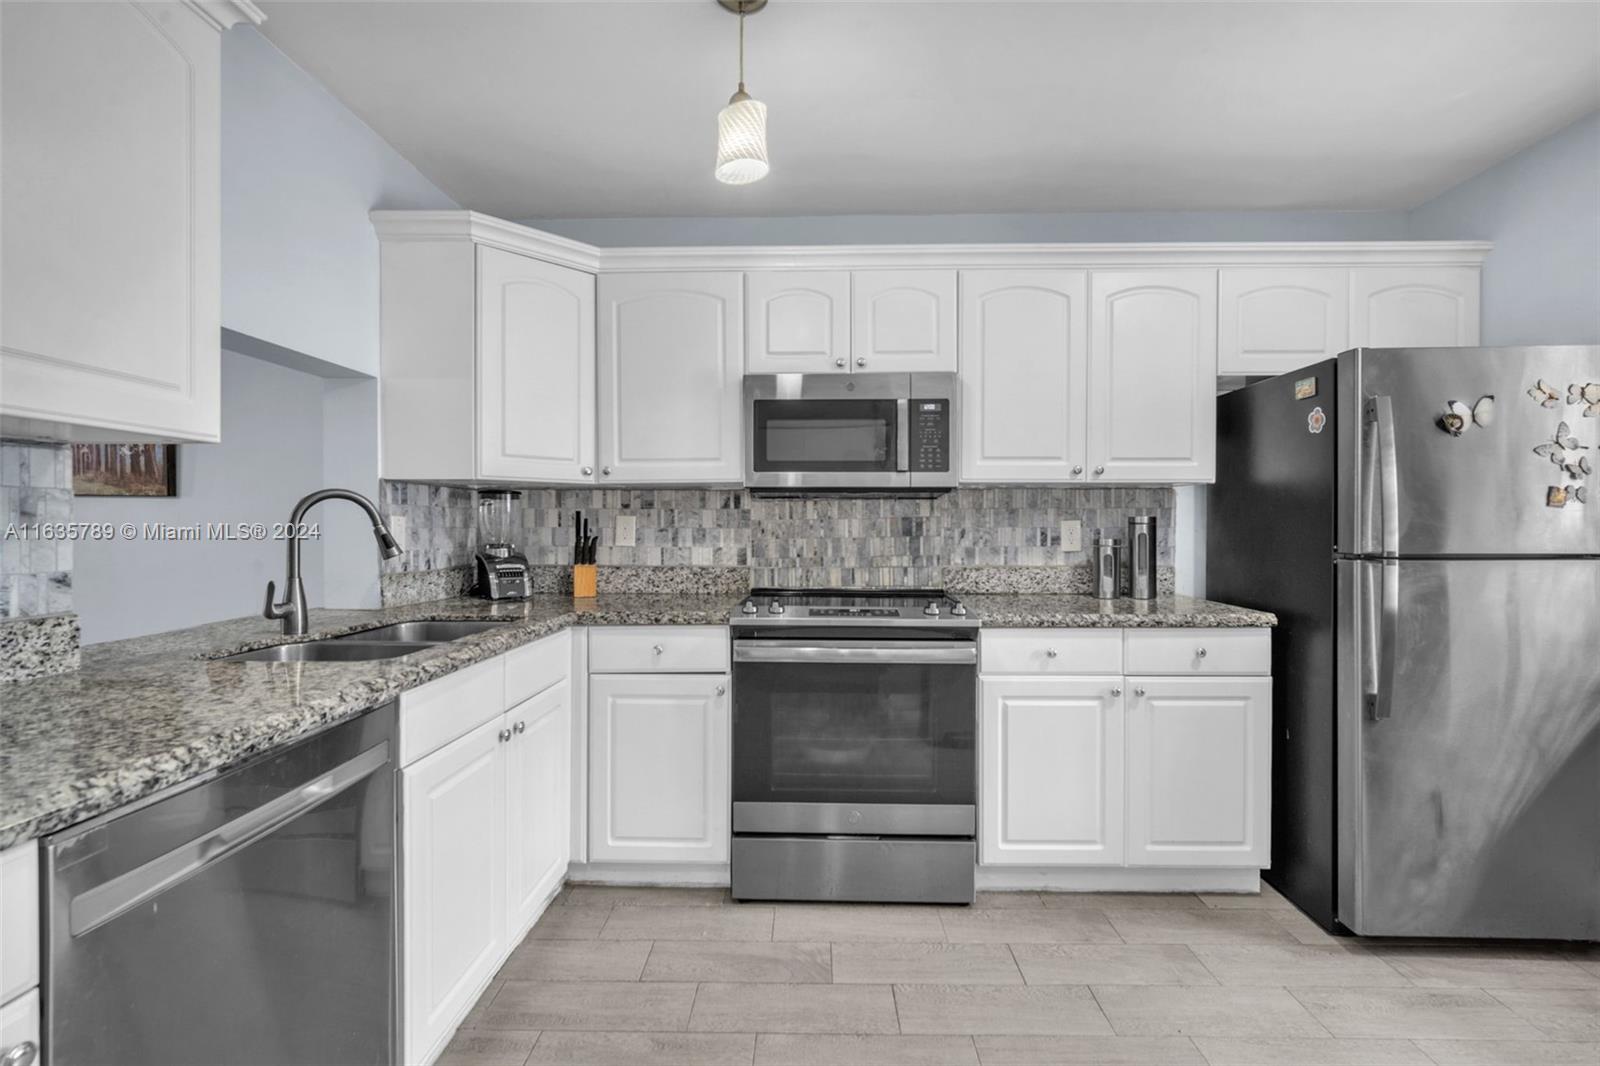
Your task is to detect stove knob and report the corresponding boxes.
[951,602,968,617]
[923,601,941,617]
[768,600,785,615]
[741,600,758,615]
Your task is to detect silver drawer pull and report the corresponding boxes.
[653,644,664,655]
[1045,648,1059,658]
[2,1041,38,1066]
[1196,647,1208,658]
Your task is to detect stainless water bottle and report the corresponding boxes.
[1128,514,1157,600]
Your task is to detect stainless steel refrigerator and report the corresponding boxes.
[1210,346,1599,940]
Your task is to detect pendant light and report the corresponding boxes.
[714,0,769,185]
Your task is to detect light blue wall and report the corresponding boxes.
[1409,111,1600,346]
[221,25,457,376]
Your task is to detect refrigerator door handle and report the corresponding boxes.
[1363,559,1400,721]
[1365,395,1400,557]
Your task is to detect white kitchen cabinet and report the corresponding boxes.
[852,270,958,373]
[1350,266,1481,349]
[0,0,252,442]
[598,273,744,483]
[0,990,39,1066]
[959,270,1090,482]
[1218,268,1350,376]
[588,673,730,863]
[1125,676,1272,867]
[746,271,851,374]
[980,677,1125,866]
[0,842,38,1010]
[1087,270,1218,483]
[402,715,506,1066]
[478,248,597,481]
[504,680,572,940]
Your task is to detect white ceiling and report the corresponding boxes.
[257,1,1600,219]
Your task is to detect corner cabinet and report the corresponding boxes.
[0,0,256,442]
[1350,266,1480,349]
[598,273,744,484]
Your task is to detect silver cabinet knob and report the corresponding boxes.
[834,357,846,368]
[1110,687,1123,697]
[1045,648,1059,658]
[715,683,727,696]
[1094,465,1106,475]
[1071,465,1084,475]
[601,466,612,476]
[2,1042,38,1066]
[856,357,867,367]
[498,728,513,743]
[514,720,526,734]
[1134,686,1146,697]
[652,644,664,655]
[1196,647,1208,659]
[581,466,593,476]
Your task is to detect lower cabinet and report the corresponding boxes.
[0,990,39,1066]
[505,681,572,935]
[1125,676,1272,867]
[588,673,730,863]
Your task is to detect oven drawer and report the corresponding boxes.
[732,836,975,904]
[1123,627,1270,675]
[981,629,1123,675]
[589,626,730,673]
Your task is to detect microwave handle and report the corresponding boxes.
[896,398,910,473]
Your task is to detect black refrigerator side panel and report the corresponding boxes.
[1208,361,1339,929]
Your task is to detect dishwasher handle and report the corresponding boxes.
[734,639,976,665]
[67,740,391,938]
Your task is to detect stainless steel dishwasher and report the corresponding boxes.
[43,701,397,1066]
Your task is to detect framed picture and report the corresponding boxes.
[72,444,178,497]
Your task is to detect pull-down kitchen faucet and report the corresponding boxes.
[265,488,401,636]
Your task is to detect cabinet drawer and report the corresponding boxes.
[589,626,729,674]
[1124,628,1270,675]
[399,656,506,766]
[981,629,1122,675]
[0,842,38,1006]
[505,629,571,706]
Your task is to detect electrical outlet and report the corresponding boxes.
[1060,519,1081,553]
[388,514,407,549]
[615,514,637,547]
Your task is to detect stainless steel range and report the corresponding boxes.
[730,589,978,904]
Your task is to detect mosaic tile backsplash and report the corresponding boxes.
[1,441,74,618]
[380,483,1175,590]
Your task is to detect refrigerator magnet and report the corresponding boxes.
[1307,407,1326,434]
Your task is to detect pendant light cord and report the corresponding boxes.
[737,6,746,92]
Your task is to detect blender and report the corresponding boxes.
[474,490,531,600]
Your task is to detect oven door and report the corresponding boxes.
[745,374,909,489]
[731,637,977,837]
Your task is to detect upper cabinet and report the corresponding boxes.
[959,270,1090,482]
[0,0,255,443]
[746,271,851,374]
[1350,266,1480,349]
[1088,270,1218,483]
[598,273,744,484]
[1218,267,1350,376]
[852,270,958,373]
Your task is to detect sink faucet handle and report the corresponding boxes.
[264,580,287,620]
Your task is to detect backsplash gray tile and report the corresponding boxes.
[1,441,75,618]
[381,483,1174,591]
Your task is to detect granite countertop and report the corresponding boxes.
[0,590,1273,849]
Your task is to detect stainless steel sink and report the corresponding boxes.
[331,620,512,643]
[222,640,436,663]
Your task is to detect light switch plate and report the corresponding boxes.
[1060,519,1081,553]
[388,514,407,549]
[615,514,637,547]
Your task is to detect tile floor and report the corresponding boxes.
[440,884,1600,1066]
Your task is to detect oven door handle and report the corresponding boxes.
[733,640,976,665]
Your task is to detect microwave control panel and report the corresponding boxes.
[909,399,951,472]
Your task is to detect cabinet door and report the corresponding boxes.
[504,682,571,939]
[0,989,39,1066]
[1125,676,1271,867]
[960,270,1089,482]
[1088,270,1217,483]
[1218,268,1350,376]
[980,677,1124,866]
[589,674,729,863]
[1,1,224,442]
[478,247,596,482]
[852,270,957,373]
[746,271,850,374]
[1350,267,1480,349]
[598,273,744,483]
[402,716,506,1064]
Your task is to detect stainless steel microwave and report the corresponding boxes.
[744,372,958,490]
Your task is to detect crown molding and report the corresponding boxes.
[184,0,266,32]
[372,210,1490,275]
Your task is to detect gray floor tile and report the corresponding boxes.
[1190,944,1410,987]
[975,891,1045,908]
[1011,944,1217,986]
[562,886,731,907]
[832,942,1023,985]
[939,907,1122,944]
[526,1031,756,1065]
[1289,987,1544,1040]
[499,939,653,981]
[894,983,1114,1036]
[481,981,697,1032]
[642,941,831,983]
[1411,1038,1600,1065]
[689,982,900,1034]
[1197,884,1296,911]
[1040,893,1205,910]
[529,907,611,941]
[1375,946,1600,988]
[461,979,505,1029]
[1266,909,1346,946]
[756,1033,981,1065]
[974,1035,1206,1065]
[436,1029,542,1066]
[1104,909,1298,945]
[1486,987,1600,1040]
[601,904,774,941]
[1092,985,1328,1038]
[773,904,947,943]
[1189,1037,1431,1065]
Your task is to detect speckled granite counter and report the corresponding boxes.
[966,593,1277,629]
[0,593,743,849]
